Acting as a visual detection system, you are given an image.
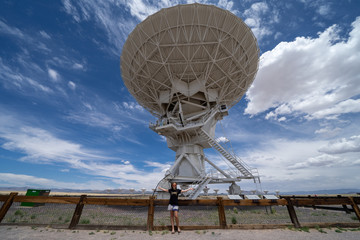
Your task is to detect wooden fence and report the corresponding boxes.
[0,193,359,230]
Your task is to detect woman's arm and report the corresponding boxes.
[181,187,194,193]
[158,187,169,192]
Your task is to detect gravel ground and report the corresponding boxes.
[1,226,360,240]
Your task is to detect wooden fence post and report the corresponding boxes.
[0,192,18,223]
[147,196,155,231]
[217,197,227,229]
[284,197,301,228]
[342,204,351,214]
[69,195,87,229]
[348,197,360,222]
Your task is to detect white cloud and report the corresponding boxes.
[1,126,104,164]
[0,21,85,99]
[265,104,292,120]
[287,154,340,169]
[274,32,282,40]
[72,63,84,70]
[121,160,130,164]
[217,0,237,14]
[216,136,229,143]
[62,0,136,56]
[63,0,81,22]
[0,173,110,190]
[66,110,123,133]
[215,111,360,192]
[145,161,171,172]
[0,114,169,189]
[82,102,93,111]
[159,135,167,142]
[65,100,148,143]
[125,0,159,21]
[122,101,144,112]
[49,56,86,72]
[245,2,268,14]
[48,68,60,82]
[310,99,360,119]
[0,20,50,52]
[277,116,286,122]
[299,0,332,18]
[39,30,51,39]
[239,137,360,191]
[123,0,238,21]
[245,17,360,120]
[246,138,326,169]
[61,0,239,56]
[266,114,287,121]
[68,81,76,90]
[319,135,360,154]
[243,2,273,40]
[315,126,341,136]
[317,4,331,16]
[0,58,53,94]
[0,20,25,39]
[244,18,258,27]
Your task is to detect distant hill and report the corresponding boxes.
[0,187,148,194]
[281,189,360,195]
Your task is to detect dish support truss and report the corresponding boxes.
[152,105,261,199]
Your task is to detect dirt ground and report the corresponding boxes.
[1,226,360,240]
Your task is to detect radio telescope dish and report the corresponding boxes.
[121,3,259,118]
[121,3,260,199]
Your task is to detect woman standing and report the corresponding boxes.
[158,182,194,234]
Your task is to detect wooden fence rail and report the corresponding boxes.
[0,193,359,230]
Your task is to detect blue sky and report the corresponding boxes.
[0,0,359,193]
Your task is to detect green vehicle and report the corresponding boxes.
[21,189,51,207]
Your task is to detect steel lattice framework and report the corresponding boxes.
[121,3,259,117]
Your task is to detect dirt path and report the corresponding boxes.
[1,226,360,240]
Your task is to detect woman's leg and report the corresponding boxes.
[170,210,175,233]
[174,211,180,232]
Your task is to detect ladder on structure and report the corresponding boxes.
[199,129,260,183]
[184,175,212,199]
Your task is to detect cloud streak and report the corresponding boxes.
[61,0,240,56]
[1,125,109,165]
[319,135,360,154]
[62,0,137,56]
[0,57,53,94]
[0,113,170,189]
[0,20,25,38]
[287,154,340,169]
[0,173,110,190]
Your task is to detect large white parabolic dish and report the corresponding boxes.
[121,4,261,198]
[121,3,259,117]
